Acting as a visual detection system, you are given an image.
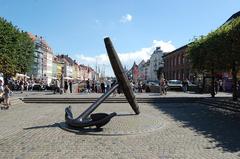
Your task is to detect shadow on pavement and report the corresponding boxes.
[151,102,240,153]
[24,122,129,137]
[23,123,59,130]
[116,113,136,117]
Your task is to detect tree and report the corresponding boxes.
[221,18,240,100]
[0,17,34,84]
[187,17,240,100]
[187,36,217,96]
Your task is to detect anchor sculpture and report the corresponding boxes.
[64,37,140,129]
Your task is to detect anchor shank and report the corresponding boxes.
[76,83,119,120]
[104,37,140,114]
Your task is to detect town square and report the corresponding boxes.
[1,1,240,159]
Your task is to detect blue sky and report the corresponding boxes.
[0,0,239,76]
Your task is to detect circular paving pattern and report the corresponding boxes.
[59,112,164,135]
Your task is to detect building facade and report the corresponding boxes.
[143,60,150,81]
[28,34,44,79]
[163,45,194,81]
[149,47,165,81]
[27,34,98,84]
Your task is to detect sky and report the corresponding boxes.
[0,0,239,76]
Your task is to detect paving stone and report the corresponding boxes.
[0,99,239,158]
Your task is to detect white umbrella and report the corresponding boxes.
[16,73,25,77]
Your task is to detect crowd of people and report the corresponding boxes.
[77,79,145,94]
[1,75,234,111]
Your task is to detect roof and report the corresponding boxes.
[225,11,240,23]
[162,44,188,58]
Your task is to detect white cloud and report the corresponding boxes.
[120,14,133,23]
[152,40,176,52]
[75,40,175,76]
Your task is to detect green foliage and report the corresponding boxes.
[186,16,240,100]
[186,16,240,73]
[0,17,34,77]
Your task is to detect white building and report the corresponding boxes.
[65,65,73,78]
[149,47,164,81]
[143,60,150,81]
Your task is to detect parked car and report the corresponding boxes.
[145,80,160,93]
[167,80,182,91]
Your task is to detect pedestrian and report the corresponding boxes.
[19,80,24,93]
[101,82,105,93]
[0,80,4,104]
[160,78,165,95]
[130,81,135,93]
[69,80,73,93]
[86,79,91,93]
[164,79,168,95]
[2,84,11,109]
[54,79,59,93]
[214,80,219,94]
[219,80,223,92]
[64,80,68,93]
[29,80,34,91]
[25,80,29,91]
[138,82,142,93]
[182,79,188,93]
[91,82,95,93]
[0,80,3,93]
[52,80,56,94]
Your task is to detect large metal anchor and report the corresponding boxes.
[64,37,140,129]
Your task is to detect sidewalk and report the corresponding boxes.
[11,90,232,99]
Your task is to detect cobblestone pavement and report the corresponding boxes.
[0,101,240,159]
[10,90,232,100]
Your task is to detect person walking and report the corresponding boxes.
[56,79,60,94]
[101,82,105,93]
[159,78,165,95]
[86,79,91,93]
[64,80,68,93]
[164,79,168,95]
[3,84,11,109]
[182,79,189,93]
[19,80,24,93]
[52,80,56,94]
[69,80,73,93]
[0,80,4,104]
[138,82,142,93]
[25,80,29,91]
[214,80,219,94]
[219,80,223,92]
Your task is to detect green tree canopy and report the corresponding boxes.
[0,17,34,80]
[186,16,240,100]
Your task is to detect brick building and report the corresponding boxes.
[162,44,194,81]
